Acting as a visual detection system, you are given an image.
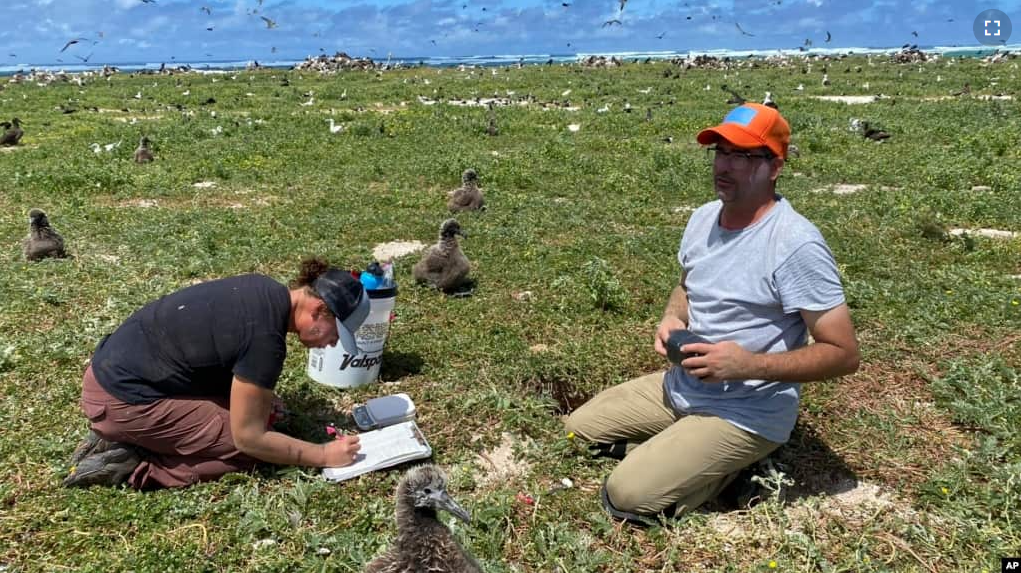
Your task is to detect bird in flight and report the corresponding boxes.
[618,0,628,12]
[201,6,211,14]
[911,30,918,37]
[603,19,622,27]
[60,38,88,52]
[655,31,666,39]
[562,2,570,6]
[735,22,754,36]
[206,26,214,31]
[140,0,156,4]
[74,52,94,63]
[825,30,831,43]
[261,16,277,29]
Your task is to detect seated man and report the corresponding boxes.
[64,257,366,489]
[566,103,860,520]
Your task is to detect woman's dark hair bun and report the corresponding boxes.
[292,256,331,289]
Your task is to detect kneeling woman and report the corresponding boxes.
[65,257,367,489]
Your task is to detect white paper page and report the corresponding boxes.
[323,421,431,482]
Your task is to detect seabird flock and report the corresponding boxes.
[41,0,909,61]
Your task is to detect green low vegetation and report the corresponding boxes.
[0,54,1018,571]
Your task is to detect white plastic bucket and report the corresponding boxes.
[307,284,397,388]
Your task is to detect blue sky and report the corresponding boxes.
[2,0,1019,64]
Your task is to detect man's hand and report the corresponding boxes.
[681,340,756,383]
[322,435,362,467]
[654,316,687,357]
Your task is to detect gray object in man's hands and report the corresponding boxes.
[666,329,711,365]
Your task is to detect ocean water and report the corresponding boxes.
[1,44,1017,77]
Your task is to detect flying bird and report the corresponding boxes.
[825,30,832,42]
[655,31,666,39]
[603,19,622,27]
[140,0,156,4]
[735,22,754,36]
[60,38,87,53]
[618,0,628,11]
[73,53,94,63]
[562,2,570,6]
[201,6,211,14]
[206,26,214,31]
[261,16,277,29]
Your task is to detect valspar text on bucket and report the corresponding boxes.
[307,284,397,388]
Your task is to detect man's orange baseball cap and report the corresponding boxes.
[696,103,790,160]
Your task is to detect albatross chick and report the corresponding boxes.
[134,136,154,163]
[412,219,471,293]
[447,169,485,212]
[1,117,23,146]
[364,464,482,573]
[23,208,69,261]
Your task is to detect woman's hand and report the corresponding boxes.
[322,435,361,467]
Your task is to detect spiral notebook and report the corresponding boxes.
[322,421,432,482]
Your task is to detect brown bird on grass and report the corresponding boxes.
[447,169,484,212]
[23,209,69,261]
[134,136,154,163]
[721,85,746,105]
[363,465,481,573]
[861,121,891,142]
[413,219,471,293]
[1,117,23,146]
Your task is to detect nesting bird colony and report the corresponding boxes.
[1,51,1019,571]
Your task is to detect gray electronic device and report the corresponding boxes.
[353,393,417,431]
[666,329,711,365]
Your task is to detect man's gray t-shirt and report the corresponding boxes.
[665,196,845,443]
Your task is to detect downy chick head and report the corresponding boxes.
[461,169,478,185]
[399,464,471,522]
[28,208,50,228]
[440,218,466,240]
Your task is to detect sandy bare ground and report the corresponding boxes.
[474,432,533,489]
[811,95,879,104]
[949,228,1017,239]
[372,240,425,260]
[809,184,902,194]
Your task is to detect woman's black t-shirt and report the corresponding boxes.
[90,274,291,404]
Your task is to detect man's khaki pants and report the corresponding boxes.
[565,372,781,517]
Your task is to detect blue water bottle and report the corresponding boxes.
[360,262,385,290]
